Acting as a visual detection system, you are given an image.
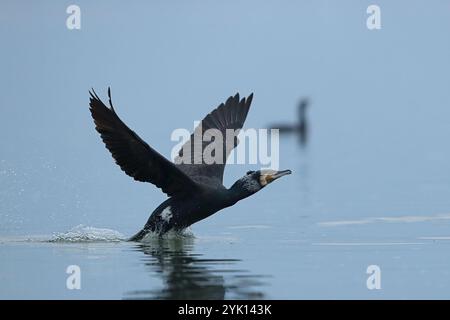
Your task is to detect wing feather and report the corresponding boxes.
[175,93,253,186]
[89,88,200,197]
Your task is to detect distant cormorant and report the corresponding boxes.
[270,98,309,145]
[89,88,291,240]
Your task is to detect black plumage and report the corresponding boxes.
[89,88,291,240]
[175,93,252,187]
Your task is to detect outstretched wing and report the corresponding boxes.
[175,93,253,186]
[89,88,201,197]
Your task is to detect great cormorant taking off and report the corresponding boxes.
[89,88,291,240]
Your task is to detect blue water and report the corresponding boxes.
[1,1,450,299]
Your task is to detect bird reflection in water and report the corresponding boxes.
[269,98,309,146]
[124,236,268,299]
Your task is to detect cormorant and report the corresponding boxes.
[269,98,309,145]
[89,88,291,240]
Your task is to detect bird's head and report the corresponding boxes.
[229,169,292,202]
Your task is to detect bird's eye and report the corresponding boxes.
[246,171,255,175]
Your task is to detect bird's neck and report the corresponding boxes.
[226,182,253,206]
[299,106,305,122]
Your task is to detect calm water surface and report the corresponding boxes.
[2,133,450,299]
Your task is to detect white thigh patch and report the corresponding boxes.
[160,206,173,222]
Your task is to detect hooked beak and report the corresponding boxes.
[260,169,292,186]
[270,169,292,181]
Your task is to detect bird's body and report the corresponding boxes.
[129,188,229,240]
[89,89,291,240]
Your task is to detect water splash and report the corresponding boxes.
[50,225,125,243]
[140,227,194,243]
